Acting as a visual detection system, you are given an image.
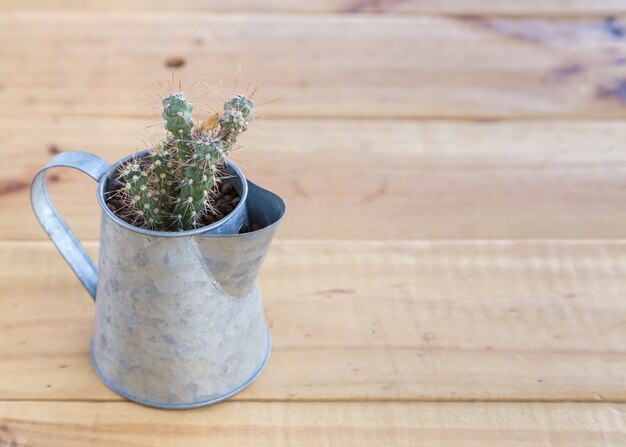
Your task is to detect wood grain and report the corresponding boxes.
[1,1,624,444]
[1,401,625,447]
[3,0,626,17]
[1,240,625,402]
[0,12,625,119]
[3,117,626,241]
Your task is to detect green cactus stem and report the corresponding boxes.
[169,97,253,231]
[168,136,219,230]
[162,92,194,158]
[119,159,163,228]
[145,140,178,213]
[116,91,255,232]
[219,95,254,146]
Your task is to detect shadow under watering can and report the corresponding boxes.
[31,150,285,409]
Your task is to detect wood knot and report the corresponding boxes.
[47,145,62,155]
[0,179,28,195]
[165,57,186,69]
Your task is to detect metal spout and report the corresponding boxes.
[191,180,286,300]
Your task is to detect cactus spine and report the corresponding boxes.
[116,92,254,231]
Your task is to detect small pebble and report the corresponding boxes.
[221,183,234,194]
[106,203,117,213]
[223,195,233,202]
[219,204,233,214]
[231,197,240,206]
[250,223,261,232]
[109,199,124,209]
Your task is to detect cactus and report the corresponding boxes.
[119,159,164,227]
[162,92,195,158]
[219,95,254,146]
[149,141,177,199]
[115,92,254,231]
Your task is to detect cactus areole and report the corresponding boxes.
[114,93,255,232]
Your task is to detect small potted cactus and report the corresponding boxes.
[31,88,285,408]
[110,93,255,231]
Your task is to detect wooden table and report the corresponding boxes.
[1,1,626,445]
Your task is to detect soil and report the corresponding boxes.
[106,181,260,233]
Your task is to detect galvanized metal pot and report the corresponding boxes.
[31,150,285,409]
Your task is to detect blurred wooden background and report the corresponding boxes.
[1,1,626,446]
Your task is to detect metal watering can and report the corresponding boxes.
[31,150,285,409]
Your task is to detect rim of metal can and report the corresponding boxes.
[96,149,249,238]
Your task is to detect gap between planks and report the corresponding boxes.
[4,239,626,244]
[2,0,626,18]
[2,397,626,404]
[8,113,626,122]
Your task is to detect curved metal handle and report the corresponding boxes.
[30,151,110,300]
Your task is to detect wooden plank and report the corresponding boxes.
[0,401,624,447]
[1,240,625,402]
[0,12,625,119]
[3,0,626,17]
[3,117,626,241]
